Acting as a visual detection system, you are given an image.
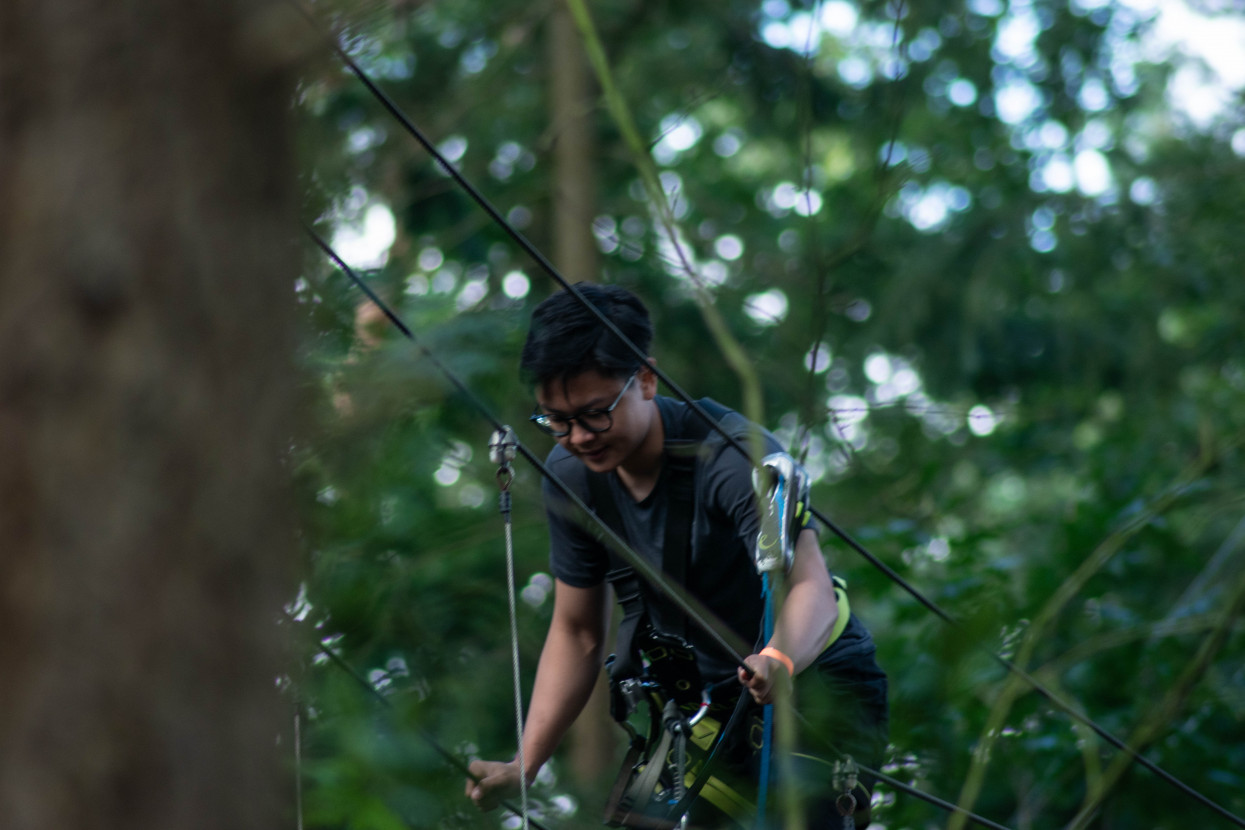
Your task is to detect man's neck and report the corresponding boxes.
[614,399,665,502]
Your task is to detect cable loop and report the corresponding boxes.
[833,757,859,795]
[301,36,1245,819]
[311,203,1022,830]
[490,427,518,468]
[491,426,518,497]
[489,424,528,828]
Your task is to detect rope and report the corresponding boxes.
[305,226,758,672]
[306,231,1016,829]
[756,573,775,820]
[504,501,530,827]
[309,170,1245,824]
[492,428,530,829]
[791,714,1016,830]
[298,14,1245,822]
[294,707,304,830]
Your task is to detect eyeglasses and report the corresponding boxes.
[530,371,639,438]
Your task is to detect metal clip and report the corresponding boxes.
[687,688,712,727]
[619,677,644,712]
[833,756,859,800]
[751,452,810,573]
[489,426,517,491]
[833,756,860,828]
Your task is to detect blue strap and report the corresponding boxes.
[756,571,776,823]
[756,470,793,825]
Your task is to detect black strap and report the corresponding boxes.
[658,446,696,639]
[587,472,647,681]
[618,698,681,817]
[605,565,648,681]
[591,398,732,681]
[603,736,649,825]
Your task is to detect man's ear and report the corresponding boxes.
[640,357,659,399]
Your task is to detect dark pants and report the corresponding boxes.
[799,638,890,791]
[796,617,889,828]
[614,615,889,829]
[696,620,889,828]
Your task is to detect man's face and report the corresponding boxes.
[535,368,656,472]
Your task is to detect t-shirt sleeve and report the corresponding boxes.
[543,455,610,588]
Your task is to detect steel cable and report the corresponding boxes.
[308,228,1019,830]
[296,7,1245,827]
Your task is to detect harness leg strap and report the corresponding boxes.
[619,699,682,818]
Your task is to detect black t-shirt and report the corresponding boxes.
[543,396,810,681]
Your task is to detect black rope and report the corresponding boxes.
[659,695,1015,830]
[306,226,754,674]
[300,10,1245,828]
[299,0,957,627]
[861,763,1012,830]
[309,230,1020,830]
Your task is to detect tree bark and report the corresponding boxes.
[549,2,600,284]
[0,2,299,828]
[547,2,614,790]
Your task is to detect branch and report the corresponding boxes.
[1065,564,1245,829]
[561,0,766,442]
[948,453,1216,830]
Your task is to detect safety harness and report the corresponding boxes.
[582,399,857,828]
[586,398,742,828]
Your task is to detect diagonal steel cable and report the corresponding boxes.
[297,8,1245,827]
[306,225,755,672]
[307,229,1016,830]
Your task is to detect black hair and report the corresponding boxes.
[519,283,652,386]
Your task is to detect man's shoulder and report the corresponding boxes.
[659,396,751,444]
[663,397,777,457]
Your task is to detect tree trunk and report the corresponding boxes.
[547,1,614,790]
[0,2,299,829]
[549,1,600,284]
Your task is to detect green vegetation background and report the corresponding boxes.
[288,1,1245,827]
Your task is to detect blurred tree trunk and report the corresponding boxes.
[549,2,600,283]
[0,2,299,829]
[548,1,615,789]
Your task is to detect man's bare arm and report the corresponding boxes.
[467,579,608,810]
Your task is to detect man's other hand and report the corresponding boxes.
[738,652,792,705]
[465,759,523,811]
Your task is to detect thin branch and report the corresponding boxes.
[949,452,1219,830]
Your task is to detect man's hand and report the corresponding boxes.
[738,652,792,705]
[465,759,523,811]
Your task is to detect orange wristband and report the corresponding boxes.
[759,646,794,677]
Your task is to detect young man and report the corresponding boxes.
[467,284,887,827]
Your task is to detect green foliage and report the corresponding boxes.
[292,0,1245,827]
